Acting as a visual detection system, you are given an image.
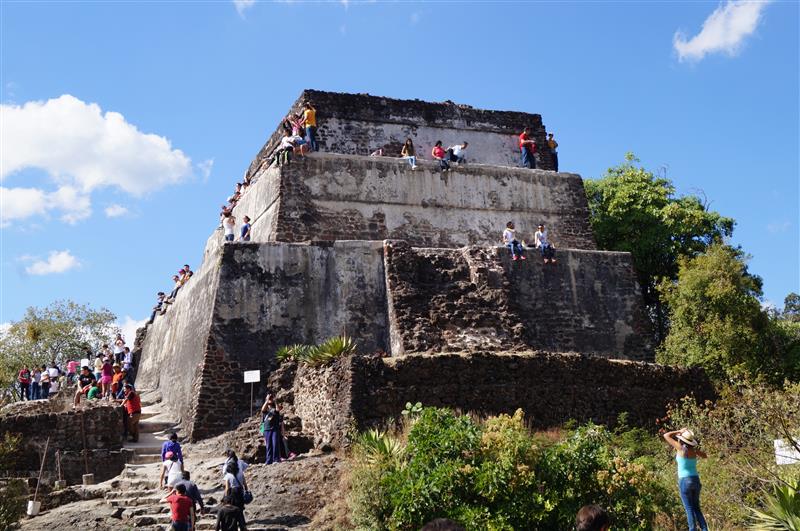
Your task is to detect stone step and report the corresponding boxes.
[130,452,162,464]
[105,488,156,500]
[139,419,179,434]
[108,495,162,507]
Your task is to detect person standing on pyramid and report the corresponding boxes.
[548,132,559,172]
[519,127,537,169]
[302,101,318,152]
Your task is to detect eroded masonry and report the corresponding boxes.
[135,90,712,443]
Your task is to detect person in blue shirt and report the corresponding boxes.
[663,428,708,531]
[240,216,251,242]
[161,432,184,467]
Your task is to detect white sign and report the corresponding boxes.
[243,370,261,384]
[80,358,90,369]
[774,439,800,465]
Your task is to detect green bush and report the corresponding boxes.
[749,480,800,530]
[348,408,676,530]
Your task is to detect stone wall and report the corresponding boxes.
[286,352,714,447]
[245,90,555,182]
[136,245,221,429]
[233,153,595,249]
[384,241,653,360]
[0,399,126,485]
[141,240,389,441]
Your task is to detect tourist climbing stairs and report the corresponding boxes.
[103,390,295,530]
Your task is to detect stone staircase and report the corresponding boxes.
[103,392,298,530]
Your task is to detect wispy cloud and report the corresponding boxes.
[197,158,214,182]
[233,0,256,16]
[410,11,420,25]
[104,204,129,218]
[0,95,192,227]
[22,250,81,276]
[767,220,791,234]
[674,0,770,62]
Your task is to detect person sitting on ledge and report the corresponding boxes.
[86,380,101,400]
[432,140,450,171]
[447,141,468,164]
[148,291,166,323]
[73,366,97,407]
[165,274,182,303]
[274,130,296,167]
[400,138,418,170]
[534,223,557,264]
[502,221,526,261]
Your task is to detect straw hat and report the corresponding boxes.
[676,429,699,447]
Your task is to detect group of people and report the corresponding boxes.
[271,101,318,167]
[16,364,62,401]
[158,440,250,531]
[146,264,194,325]
[502,221,558,263]
[519,128,559,171]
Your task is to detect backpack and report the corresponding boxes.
[263,408,279,431]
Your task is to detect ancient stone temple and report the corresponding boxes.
[135,90,711,443]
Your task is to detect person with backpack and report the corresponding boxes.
[222,457,249,509]
[260,394,282,464]
[215,494,247,531]
[160,451,184,490]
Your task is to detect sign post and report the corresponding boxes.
[243,370,261,417]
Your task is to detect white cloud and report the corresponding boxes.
[104,204,129,218]
[118,315,147,346]
[233,0,255,16]
[0,95,192,226]
[23,250,81,276]
[674,1,770,62]
[0,185,90,227]
[340,0,349,8]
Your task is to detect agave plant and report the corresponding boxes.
[356,428,405,465]
[749,481,800,530]
[275,336,357,367]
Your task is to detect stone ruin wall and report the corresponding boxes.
[384,241,652,360]
[284,352,714,449]
[0,398,126,485]
[245,89,555,182]
[223,153,595,250]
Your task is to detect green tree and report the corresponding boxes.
[0,300,118,392]
[657,245,797,382]
[584,153,735,342]
[783,293,800,322]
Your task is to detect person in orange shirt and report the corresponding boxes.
[111,364,126,397]
[302,101,318,152]
[121,384,142,442]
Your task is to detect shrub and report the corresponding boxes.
[749,480,800,530]
[275,336,357,367]
[349,408,674,530]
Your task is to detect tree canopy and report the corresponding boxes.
[0,300,118,392]
[658,244,799,383]
[584,153,735,342]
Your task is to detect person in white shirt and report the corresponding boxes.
[113,334,126,365]
[275,131,296,166]
[223,214,236,242]
[448,141,468,164]
[502,221,526,261]
[534,223,557,264]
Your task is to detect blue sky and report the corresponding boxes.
[1,0,798,337]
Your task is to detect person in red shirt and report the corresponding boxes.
[17,366,31,401]
[519,127,537,169]
[121,384,142,442]
[431,140,450,172]
[159,483,194,531]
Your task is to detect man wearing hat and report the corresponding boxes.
[121,384,142,442]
